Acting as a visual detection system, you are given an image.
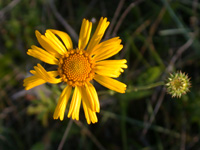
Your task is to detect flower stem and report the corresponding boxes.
[127,81,165,92]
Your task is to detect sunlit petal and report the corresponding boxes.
[53,85,72,120]
[94,74,126,93]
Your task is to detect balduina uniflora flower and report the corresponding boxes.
[166,71,191,98]
[24,17,127,124]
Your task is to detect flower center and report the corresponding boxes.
[172,79,183,90]
[58,49,95,86]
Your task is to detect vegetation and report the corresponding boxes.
[0,0,199,149]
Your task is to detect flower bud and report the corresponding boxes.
[166,71,191,98]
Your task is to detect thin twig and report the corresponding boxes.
[112,0,144,37]
[138,8,167,136]
[0,0,21,20]
[142,87,166,135]
[191,0,199,37]
[167,39,193,72]
[142,38,193,136]
[139,3,193,135]
[79,0,98,22]
[140,7,166,69]
[121,19,151,58]
[180,112,186,150]
[49,0,78,42]
[58,119,73,150]
[102,110,180,138]
[74,121,106,150]
[105,0,125,38]
[161,0,200,54]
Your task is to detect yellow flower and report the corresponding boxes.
[24,17,127,124]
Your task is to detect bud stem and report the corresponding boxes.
[127,81,165,92]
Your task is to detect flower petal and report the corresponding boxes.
[87,17,110,54]
[78,19,92,50]
[53,85,72,121]
[34,64,62,84]
[94,59,127,77]
[92,37,123,61]
[94,74,126,93]
[50,29,73,50]
[35,30,61,58]
[23,76,46,90]
[27,45,59,65]
[82,100,98,124]
[80,87,98,124]
[23,71,59,90]
[96,59,127,68]
[45,30,67,54]
[85,82,100,112]
[67,86,82,120]
[81,85,94,111]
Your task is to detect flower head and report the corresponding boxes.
[24,17,127,124]
[166,71,191,98]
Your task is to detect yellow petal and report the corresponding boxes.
[41,35,64,56]
[23,76,46,90]
[96,59,127,67]
[27,46,59,65]
[81,87,98,124]
[34,64,62,84]
[87,106,98,124]
[95,66,121,78]
[23,71,59,90]
[92,37,123,61]
[91,37,120,55]
[45,30,67,54]
[94,74,126,93]
[78,19,92,50]
[35,30,61,58]
[81,85,94,111]
[50,29,73,50]
[85,82,100,112]
[87,17,110,54]
[95,59,127,78]
[67,86,82,120]
[53,85,72,121]
[82,100,91,124]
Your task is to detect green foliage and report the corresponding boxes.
[0,0,199,149]
[30,142,45,150]
[137,66,162,85]
[27,90,56,127]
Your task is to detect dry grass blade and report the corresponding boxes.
[49,0,78,42]
[105,0,125,38]
[58,119,73,150]
[112,0,145,37]
[74,121,106,150]
[0,0,21,20]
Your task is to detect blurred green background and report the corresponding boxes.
[1,0,200,149]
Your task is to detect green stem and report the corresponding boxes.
[120,100,127,150]
[127,81,165,92]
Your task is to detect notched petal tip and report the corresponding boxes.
[92,119,98,124]
[102,17,108,22]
